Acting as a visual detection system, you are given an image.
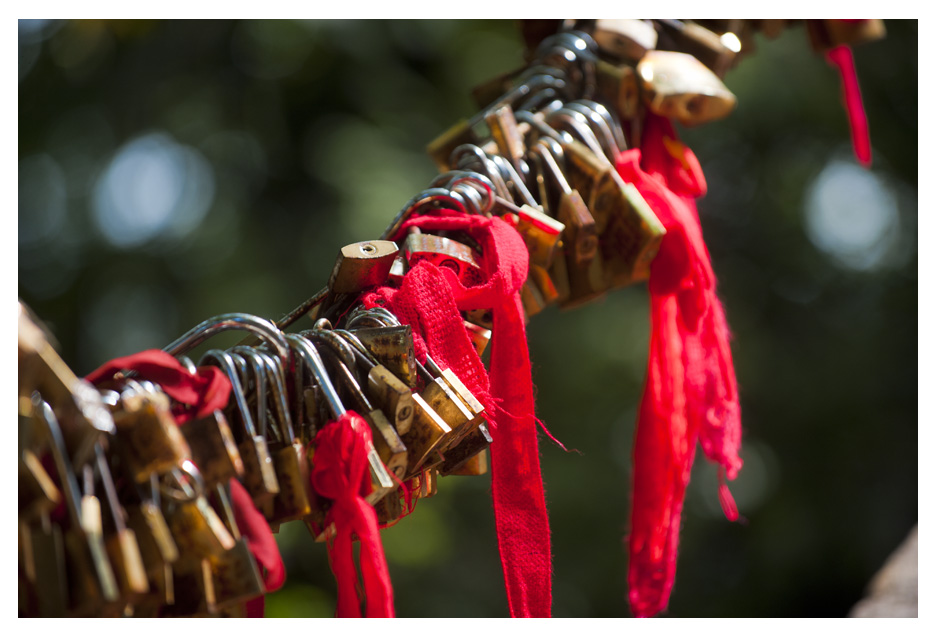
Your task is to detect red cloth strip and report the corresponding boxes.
[616,114,743,618]
[84,349,230,424]
[826,44,872,167]
[311,411,394,618]
[364,212,552,617]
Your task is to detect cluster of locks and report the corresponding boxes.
[18,19,885,618]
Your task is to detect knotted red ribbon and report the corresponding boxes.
[85,349,285,617]
[616,113,743,618]
[826,43,872,167]
[310,411,394,618]
[85,349,230,424]
[363,211,552,617]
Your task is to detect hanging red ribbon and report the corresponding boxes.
[615,113,743,618]
[826,43,872,167]
[310,411,395,618]
[362,211,552,617]
[85,349,286,617]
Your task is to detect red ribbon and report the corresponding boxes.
[85,349,285,616]
[616,114,743,618]
[311,411,394,618]
[84,349,230,424]
[826,43,872,167]
[363,212,552,617]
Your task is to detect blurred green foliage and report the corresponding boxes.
[19,19,917,617]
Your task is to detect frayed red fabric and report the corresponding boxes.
[826,43,872,167]
[85,349,285,617]
[617,113,743,618]
[84,349,230,424]
[363,212,552,617]
[311,411,394,618]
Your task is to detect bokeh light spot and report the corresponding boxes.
[91,132,215,248]
[804,159,900,271]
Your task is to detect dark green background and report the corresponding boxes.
[18,19,918,617]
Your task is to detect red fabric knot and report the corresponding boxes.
[84,349,230,424]
[311,411,394,618]
[619,113,743,618]
[364,210,553,617]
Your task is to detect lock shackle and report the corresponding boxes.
[309,334,376,415]
[516,86,563,115]
[562,102,621,162]
[163,313,291,373]
[382,187,469,241]
[439,171,496,216]
[30,393,86,530]
[346,305,400,330]
[229,347,271,442]
[546,109,609,164]
[452,145,512,201]
[514,109,574,147]
[251,349,296,444]
[198,349,259,439]
[531,138,573,199]
[301,328,359,376]
[532,31,598,99]
[334,329,381,369]
[285,334,345,421]
[570,99,628,152]
[160,459,206,504]
[176,355,198,376]
[466,72,567,131]
[93,442,129,534]
[490,152,539,209]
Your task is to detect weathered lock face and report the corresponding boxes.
[112,390,191,483]
[367,364,414,435]
[636,50,737,126]
[264,442,312,525]
[349,325,418,389]
[593,19,658,62]
[403,232,484,287]
[181,410,244,487]
[328,240,400,294]
[401,393,452,478]
[508,204,565,269]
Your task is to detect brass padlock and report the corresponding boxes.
[125,474,179,610]
[440,423,493,476]
[463,320,492,357]
[206,484,266,610]
[401,392,452,478]
[328,240,400,295]
[636,50,738,126]
[21,512,68,617]
[19,447,61,519]
[593,19,658,62]
[111,381,192,483]
[161,463,236,560]
[180,409,244,488]
[164,558,216,617]
[485,104,527,177]
[308,329,408,485]
[656,20,742,78]
[403,229,485,287]
[93,445,149,602]
[347,324,419,389]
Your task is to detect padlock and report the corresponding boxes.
[307,329,408,485]
[109,381,192,483]
[161,462,236,560]
[401,392,452,479]
[200,350,279,508]
[505,203,565,270]
[418,362,475,456]
[595,58,641,124]
[806,19,887,53]
[19,447,61,518]
[636,50,737,126]
[93,445,149,603]
[164,558,216,617]
[403,229,485,288]
[593,19,658,62]
[655,20,742,78]
[180,409,244,488]
[463,320,492,357]
[440,424,493,476]
[125,474,179,610]
[21,512,68,617]
[287,334,396,509]
[327,240,400,295]
[205,483,266,610]
[347,324,419,389]
[485,103,528,177]
[19,302,116,468]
